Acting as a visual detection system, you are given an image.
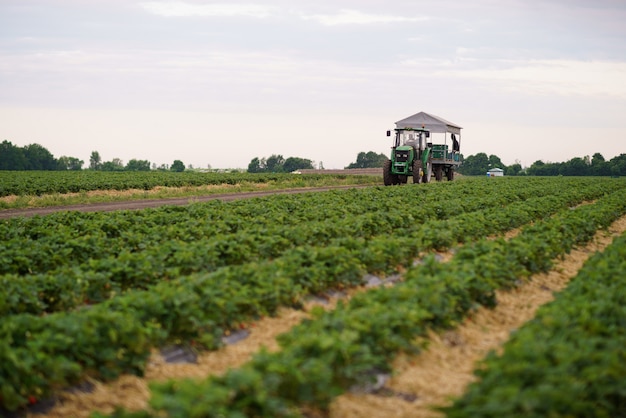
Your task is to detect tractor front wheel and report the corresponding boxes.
[447,167,455,181]
[383,159,392,186]
[383,159,396,186]
[412,160,422,184]
[422,159,433,183]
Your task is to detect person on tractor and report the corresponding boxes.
[452,133,460,153]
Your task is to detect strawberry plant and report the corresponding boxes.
[95,183,626,417]
[443,233,626,417]
[1,177,626,412]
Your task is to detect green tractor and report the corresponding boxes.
[383,127,432,185]
[383,111,463,186]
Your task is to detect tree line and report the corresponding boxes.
[0,140,81,171]
[344,151,388,169]
[247,155,315,173]
[458,152,626,177]
[87,151,185,172]
[246,151,390,173]
[3,139,625,177]
[525,153,626,176]
[0,140,187,172]
[340,150,626,177]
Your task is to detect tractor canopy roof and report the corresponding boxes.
[395,111,462,135]
[395,127,429,132]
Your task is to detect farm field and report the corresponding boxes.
[1,176,625,417]
[330,215,626,417]
[0,170,381,211]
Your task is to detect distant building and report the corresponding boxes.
[487,168,504,177]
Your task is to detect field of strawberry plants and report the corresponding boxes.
[1,176,625,416]
[0,171,376,198]
[443,230,626,418]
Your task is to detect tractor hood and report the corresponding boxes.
[395,111,462,135]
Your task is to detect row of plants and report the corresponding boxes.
[0,179,572,275]
[0,187,610,319]
[0,181,492,261]
[1,179,618,317]
[96,183,626,417]
[1,181,625,411]
[1,178,619,279]
[0,189,589,318]
[0,171,377,198]
[1,176,571,240]
[0,198,543,411]
[443,233,626,417]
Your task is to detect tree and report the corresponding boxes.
[346,151,388,169]
[125,159,151,171]
[22,143,56,170]
[591,153,611,176]
[57,156,84,170]
[247,157,263,173]
[559,157,588,176]
[283,157,314,172]
[609,154,626,176]
[0,140,28,170]
[488,154,504,170]
[56,157,68,170]
[265,154,285,172]
[528,160,558,176]
[171,160,185,172]
[505,163,523,176]
[591,152,605,165]
[458,152,490,175]
[101,158,125,171]
[89,151,102,170]
[247,154,313,173]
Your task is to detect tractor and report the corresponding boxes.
[383,111,462,185]
[383,127,431,185]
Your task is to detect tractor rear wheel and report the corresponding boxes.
[446,167,455,181]
[422,159,433,183]
[412,160,422,184]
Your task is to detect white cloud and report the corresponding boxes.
[300,9,428,26]
[465,60,626,99]
[139,2,276,18]
[401,57,626,99]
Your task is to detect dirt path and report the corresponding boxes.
[0,184,372,219]
[328,215,626,418]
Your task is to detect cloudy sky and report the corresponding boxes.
[1,0,625,169]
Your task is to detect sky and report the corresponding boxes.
[1,0,626,170]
